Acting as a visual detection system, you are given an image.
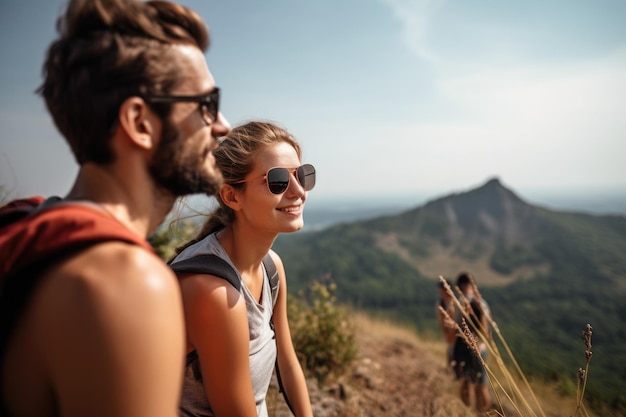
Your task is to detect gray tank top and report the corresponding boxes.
[170,233,278,417]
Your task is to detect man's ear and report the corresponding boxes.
[220,184,243,211]
[118,96,157,150]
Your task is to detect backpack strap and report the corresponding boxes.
[263,253,278,285]
[263,254,279,308]
[170,254,242,291]
[170,253,277,292]
[0,199,154,279]
[257,256,294,414]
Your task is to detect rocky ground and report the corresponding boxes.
[268,315,490,417]
[267,314,590,417]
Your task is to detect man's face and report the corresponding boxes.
[148,117,222,196]
[148,45,230,197]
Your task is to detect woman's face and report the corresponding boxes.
[237,141,308,234]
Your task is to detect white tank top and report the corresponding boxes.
[170,233,278,417]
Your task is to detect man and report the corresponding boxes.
[0,1,230,416]
[452,272,493,412]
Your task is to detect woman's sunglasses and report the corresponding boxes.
[233,164,316,195]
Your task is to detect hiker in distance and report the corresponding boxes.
[0,0,230,416]
[452,272,493,411]
[169,121,315,417]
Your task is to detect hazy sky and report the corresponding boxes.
[1,0,625,202]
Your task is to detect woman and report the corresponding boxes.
[169,121,315,417]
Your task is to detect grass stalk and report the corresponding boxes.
[438,276,595,417]
[573,324,593,417]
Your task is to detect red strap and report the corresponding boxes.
[0,203,154,279]
[0,196,45,212]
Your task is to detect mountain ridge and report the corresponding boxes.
[273,178,626,411]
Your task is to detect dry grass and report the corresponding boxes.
[438,275,599,417]
[347,310,601,417]
[269,284,606,417]
[352,311,423,345]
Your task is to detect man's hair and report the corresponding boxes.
[38,0,210,165]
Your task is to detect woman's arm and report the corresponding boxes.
[179,273,258,417]
[270,251,313,417]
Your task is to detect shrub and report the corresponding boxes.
[148,220,197,261]
[289,278,357,385]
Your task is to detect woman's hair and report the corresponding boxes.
[38,0,210,165]
[179,121,302,252]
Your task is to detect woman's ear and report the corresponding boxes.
[220,184,242,211]
[118,96,157,150]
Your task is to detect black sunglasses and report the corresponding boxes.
[234,164,316,195]
[143,87,220,125]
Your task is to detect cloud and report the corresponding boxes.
[384,46,626,188]
[439,47,626,125]
[380,0,445,65]
[368,1,626,191]
[310,43,626,196]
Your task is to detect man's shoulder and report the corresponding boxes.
[42,241,178,322]
[57,240,174,290]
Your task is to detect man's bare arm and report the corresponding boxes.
[33,242,185,417]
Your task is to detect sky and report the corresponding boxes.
[1,0,625,207]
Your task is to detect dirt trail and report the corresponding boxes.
[340,328,476,417]
[269,315,479,417]
[269,314,588,417]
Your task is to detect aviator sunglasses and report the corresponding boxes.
[234,164,316,195]
[143,87,220,125]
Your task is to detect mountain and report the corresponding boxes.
[273,177,626,412]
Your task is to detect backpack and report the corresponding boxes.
[0,196,155,414]
[169,253,295,415]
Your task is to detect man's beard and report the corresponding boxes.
[148,120,223,197]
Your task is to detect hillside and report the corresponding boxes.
[272,178,626,413]
[269,313,603,417]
